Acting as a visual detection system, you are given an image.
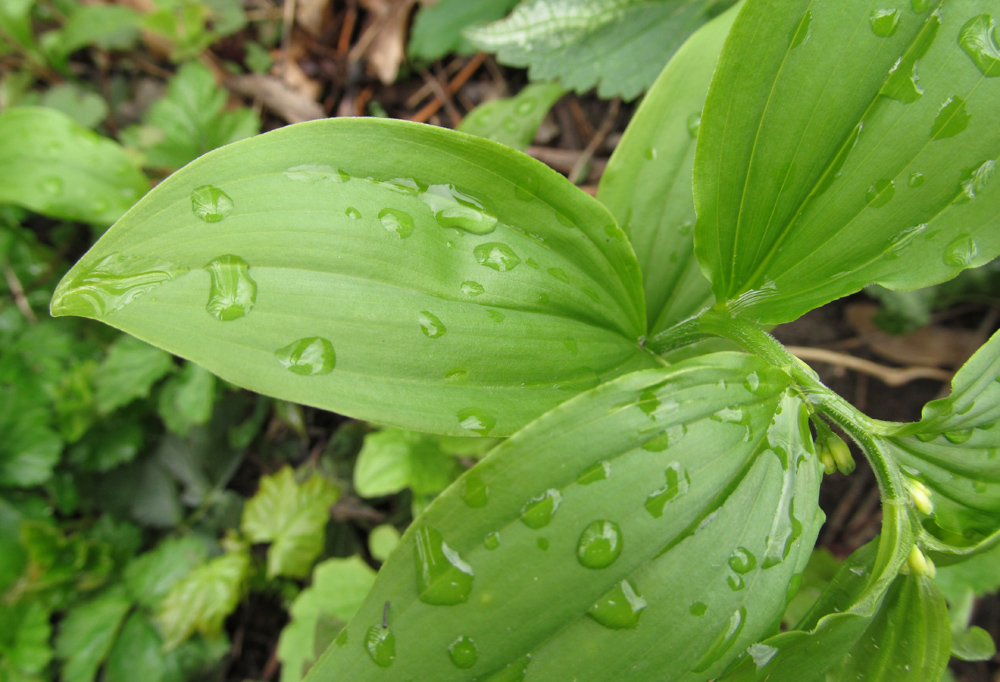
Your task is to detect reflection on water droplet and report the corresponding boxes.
[645,147,657,160]
[484,532,500,550]
[448,636,478,669]
[870,9,901,36]
[365,626,395,667]
[537,538,549,551]
[932,96,971,140]
[51,253,189,317]
[461,281,485,297]
[912,0,929,10]
[578,461,610,485]
[955,160,995,204]
[474,242,521,272]
[687,111,702,138]
[645,463,690,518]
[204,255,256,321]
[40,176,63,196]
[690,602,708,617]
[191,185,233,223]
[378,208,415,238]
[420,184,498,235]
[346,207,362,220]
[485,309,505,323]
[284,164,349,183]
[908,172,925,187]
[537,293,550,304]
[959,15,1000,77]
[944,428,974,444]
[274,337,336,375]
[693,608,747,673]
[335,629,348,647]
[943,234,978,267]
[729,547,757,574]
[458,408,495,435]
[521,489,562,529]
[414,527,474,605]
[866,179,895,207]
[588,579,646,630]
[576,520,623,569]
[748,643,779,669]
[418,311,447,338]
[463,476,488,508]
[790,9,812,48]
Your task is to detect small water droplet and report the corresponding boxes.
[581,286,600,303]
[912,0,929,11]
[448,636,478,669]
[578,461,610,485]
[687,111,702,138]
[576,520,623,569]
[790,9,812,48]
[729,547,757,574]
[727,575,745,591]
[484,532,500,550]
[204,255,257,321]
[457,408,495,435]
[744,372,761,393]
[503,117,518,132]
[40,176,63,196]
[335,629,348,647]
[191,185,234,223]
[869,8,901,37]
[521,489,562,529]
[932,96,971,140]
[959,15,1000,77]
[365,626,395,667]
[587,579,646,630]
[908,172,925,187]
[944,428,974,444]
[463,476,489,508]
[516,98,536,115]
[274,337,336,375]
[689,602,708,617]
[474,242,521,272]
[645,147,658,160]
[378,208,415,238]
[562,337,579,356]
[943,234,978,267]
[713,407,745,424]
[643,424,686,452]
[547,266,569,282]
[284,164,349,183]
[866,179,895,207]
[346,207,362,220]
[525,258,540,269]
[537,293,550,304]
[418,311,447,338]
[748,643,779,669]
[604,224,624,240]
[955,160,995,203]
[414,527,474,605]
[645,463,690,518]
[692,607,746,673]
[461,281,485,297]
[537,538,549,551]
[92,197,109,213]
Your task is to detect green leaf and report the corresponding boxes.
[104,611,166,682]
[0,107,148,225]
[409,0,519,60]
[55,586,133,682]
[457,83,565,151]
[598,3,738,337]
[467,0,733,100]
[0,385,62,487]
[241,467,340,578]
[780,547,840,630]
[354,429,463,498]
[67,420,144,473]
[0,602,52,681]
[38,84,109,130]
[369,524,401,562]
[694,0,1000,325]
[157,362,216,436]
[51,118,653,436]
[95,335,175,414]
[951,624,996,662]
[306,352,825,680]
[278,556,377,682]
[44,4,140,64]
[157,546,250,649]
[124,536,211,610]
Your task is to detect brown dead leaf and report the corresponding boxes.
[844,303,980,368]
[354,0,416,84]
[226,74,325,124]
[281,57,323,102]
[296,0,331,37]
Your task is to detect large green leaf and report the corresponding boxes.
[694,0,1000,325]
[305,352,824,681]
[408,0,519,60]
[457,83,566,152]
[598,3,738,337]
[0,108,148,225]
[466,0,733,100]
[51,118,652,436]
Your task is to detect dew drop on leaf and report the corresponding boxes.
[692,607,746,673]
[547,266,569,282]
[40,176,63,196]
[486,309,505,323]
[689,602,708,617]
[474,242,521,272]
[954,160,995,204]
[484,532,500,550]
[457,408,495,435]
[537,538,549,551]
[448,636,478,669]
[728,575,746,591]
[645,146,658,160]
[587,579,647,630]
[943,234,978,267]
[885,224,925,260]
[576,520,623,569]
[414,527,474,605]
[345,207,362,220]
[273,337,336,376]
[50,253,189,317]
[190,185,233,223]
[283,164,348,183]
[645,462,690,518]
[728,547,757,574]
[744,372,761,393]
[378,208,415,238]
[931,96,971,140]
[480,656,530,682]
[959,15,1000,77]
[908,172,925,187]
[790,9,812,48]
[563,337,579,356]
[912,0,929,11]
[869,9,901,36]
[204,254,256,321]
[461,280,485,297]
[463,475,489,508]
[418,311,447,338]
[365,626,395,667]
[944,428,974,444]
[516,98,536,115]
[577,461,611,485]
[520,489,562,529]
[865,179,895,207]
[687,111,702,138]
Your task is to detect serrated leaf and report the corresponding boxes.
[157,362,216,436]
[124,536,211,610]
[457,83,565,151]
[38,84,109,130]
[95,335,175,414]
[44,4,140,64]
[409,0,519,60]
[241,467,339,578]
[305,353,825,681]
[466,0,733,100]
[694,0,1000,325]
[598,3,737,336]
[0,385,62,487]
[0,107,147,225]
[354,429,462,498]
[50,118,653,436]
[55,586,133,682]
[0,601,52,680]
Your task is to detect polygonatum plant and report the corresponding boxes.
[49,0,1000,679]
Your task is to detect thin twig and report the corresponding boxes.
[337,0,357,57]
[568,98,619,184]
[786,346,953,386]
[4,267,36,323]
[427,64,462,127]
[409,53,486,123]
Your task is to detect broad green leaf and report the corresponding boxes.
[598,3,738,336]
[827,574,950,682]
[124,536,211,610]
[43,4,140,65]
[467,0,735,100]
[0,385,62,487]
[933,542,1000,602]
[950,625,996,661]
[694,0,1000,325]
[354,429,463,498]
[409,0,519,60]
[104,612,166,682]
[55,586,133,682]
[95,335,175,415]
[157,362,216,436]
[0,107,148,225]
[38,84,109,129]
[278,556,377,682]
[51,118,653,436]
[305,352,824,681]
[457,83,566,151]
[369,524,401,562]
[241,467,340,578]
[779,547,839,630]
[0,602,52,681]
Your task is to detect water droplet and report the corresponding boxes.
[480,656,530,682]
[944,428,974,444]
[503,117,518,132]
[378,208,415,238]
[378,177,426,196]
[563,337,579,356]
[578,461,610,485]
[645,463,690,518]
[50,253,189,317]
[727,575,745,591]
[912,0,929,11]
[693,607,746,673]
[346,207,362,220]
[457,408,495,435]
[474,242,521,272]
[955,160,995,203]
[713,407,745,424]
[537,538,549,551]
[908,172,925,187]
[748,643,779,669]
[790,9,812,48]
[284,164,349,183]
[959,15,1000,77]
[484,532,500,550]
[943,234,978,267]
[40,176,63,196]
[414,527,474,605]
[463,476,489,508]
[604,224,624,240]
[537,293,550,304]
[92,197,109,213]
[576,520,623,569]
[445,368,468,382]
[866,179,895,207]
[744,372,761,393]
[728,547,757,574]
[421,184,498,235]
[588,579,646,630]
[274,337,336,375]
[486,309,505,323]
[547,266,569,282]
[335,629,348,647]
[932,96,971,140]
[645,146,657,160]
[418,311,447,338]
[461,281,485,297]
[516,98,536,115]
[204,255,256,321]
[885,224,926,260]
[881,12,940,103]
[643,424,686,452]
[365,626,395,667]
[514,173,540,202]
[448,636,478,669]
[581,286,600,303]
[870,9,901,37]
[521,489,562,529]
[689,602,707,617]
[190,185,233,223]
[687,111,701,138]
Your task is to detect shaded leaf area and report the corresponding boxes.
[0,108,148,226]
[307,353,824,681]
[694,0,1000,325]
[458,82,566,151]
[409,0,521,60]
[51,118,653,437]
[598,4,738,336]
[466,0,734,100]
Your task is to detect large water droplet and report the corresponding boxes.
[448,636,478,669]
[50,253,189,317]
[908,172,925,187]
[943,234,978,267]
[869,9,901,37]
[414,527,474,605]
[274,337,336,375]
[866,179,895,207]
[461,281,485,297]
[932,96,971,140]
[484,532,500,550]
[881,12,939,103]
[790,9,812,48]
[474,242,521,272]
[204,255,256,321]
[578,461,610,485]
[463,476,488,508]
[457,408,495,435]
[587,579,646,629]
[729,547,757,574]
[418,311,447,338]
[191,185,234,223]
[744,372,761,393]
[645,463,690,518]
[284,164,349,183]
[955,160,995,204]
[576,520,623,569]
[692,607,747,673]
[959,15,1000,77]
[885,224,925,260]
[378,208,415,238]
[365,626,395,667]
[520,489,562,529]
[944,428,974,444]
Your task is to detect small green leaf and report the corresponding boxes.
[44,4,140,63]
[104,612,165,682]
[354,429,462,498]
[369,525,401,562]
[0,385,62,487]
[0,601,53,680]
[95,335,175,415]
[0,107,148,225]
[55,586,133,682]
[409,0,519,60]
[38,84,109,129]
[157,362,216,436]
[124,536,211,610]
[458,83,565,151]
[951,623,996,662]
[241,467,339,578]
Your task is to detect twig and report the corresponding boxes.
[409,53,486,124]
[525,146,607,181]
[405,57,470,108]
[280,0,297,76]
[568,98,619,184]
[428,64,462,127]
[786,346,953,386]
[4,267,36,323]
[568,98,595,141]
[337,0,357,57]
